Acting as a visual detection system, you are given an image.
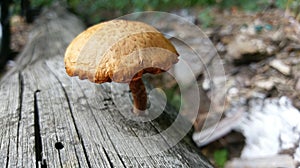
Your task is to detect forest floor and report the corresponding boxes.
[181,7,300,168]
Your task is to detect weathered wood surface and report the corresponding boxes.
[0,6,213,168]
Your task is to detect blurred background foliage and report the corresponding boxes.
[10,0,295,25]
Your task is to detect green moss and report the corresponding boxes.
[213,149,228,168]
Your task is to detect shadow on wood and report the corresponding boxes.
[0,5,213,168]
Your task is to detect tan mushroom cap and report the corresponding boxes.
[64,19,179,83]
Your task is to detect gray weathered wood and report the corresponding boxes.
[0,6,213,168]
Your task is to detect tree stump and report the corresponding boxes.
[0,6,213,168]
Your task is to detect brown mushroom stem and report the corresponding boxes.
[129,78,147,114]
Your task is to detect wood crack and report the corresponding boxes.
[16,72,23,151]
[5,137,10,168]
[56,141,63,168]
[45,64,91,168]
[33,90,47,168]
[117,153,127,168]
[76,83,128,167]
[15,72,24,167]
[102,147,114,168]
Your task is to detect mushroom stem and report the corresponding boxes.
[129,78,147,114]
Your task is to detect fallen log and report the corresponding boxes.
[0,6,213,167]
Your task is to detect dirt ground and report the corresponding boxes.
[193,7,300,167]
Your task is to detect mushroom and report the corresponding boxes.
[64,19,179,114]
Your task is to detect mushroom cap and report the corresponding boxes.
[64,19,179,83]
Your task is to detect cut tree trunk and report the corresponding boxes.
[0,5,213,168]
